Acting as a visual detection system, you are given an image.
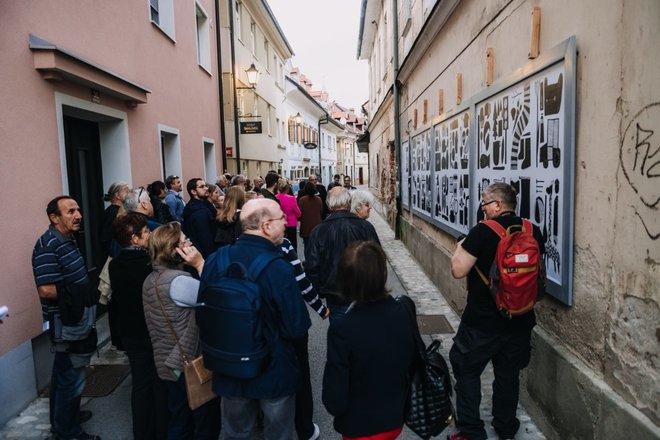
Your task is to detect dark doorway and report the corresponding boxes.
[63,115,105,283]
[359,167,364,185]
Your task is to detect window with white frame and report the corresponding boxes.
[195,3,211,72]
[267,104,272,136]
[250,20,256,54]
[235,1,242,41]
[159,125,182,179]
[203,139,217,181]
[149,0,175,40]
[264,40,270,71]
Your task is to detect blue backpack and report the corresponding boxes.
[196,246,279,379]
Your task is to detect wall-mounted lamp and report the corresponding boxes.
[237,63,260,89]
[294,112,303,125]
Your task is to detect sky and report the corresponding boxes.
[266,0,368,112]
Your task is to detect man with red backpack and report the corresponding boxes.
[449,182,546,440]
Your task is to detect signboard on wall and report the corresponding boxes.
[240,121,262,134]
[405,36,576,305]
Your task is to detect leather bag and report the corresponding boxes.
[397,295,454,439]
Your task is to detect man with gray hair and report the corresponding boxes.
[122,187,161,230]
[305,186,380,320]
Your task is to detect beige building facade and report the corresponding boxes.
[0,0,223,425]
[359,0,659,437]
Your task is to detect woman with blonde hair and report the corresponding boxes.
[214,185,245,248]
[142,222,221,438]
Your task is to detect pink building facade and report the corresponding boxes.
[0,0,224,423]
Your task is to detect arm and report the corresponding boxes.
[169,276,200,307]
[176,245,205,274]
[37,284,57,300]
[266,261,311,340]
[304,229,322,289]
[292,197,301,219]
[451,240,477,279]
[280,240,328,318]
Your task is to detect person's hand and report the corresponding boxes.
[322,307,330,320]
[176,245,205,274]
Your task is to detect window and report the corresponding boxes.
[267,104,272,136]
[264,40,270,71]
[250,20,256,54]
[203,139,217,182]
[149,0,175,40]
[235,1,242,41]
[195,3,211,72]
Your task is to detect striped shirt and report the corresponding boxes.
[279,238,327,318]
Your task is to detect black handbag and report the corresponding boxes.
[398,295,454,439]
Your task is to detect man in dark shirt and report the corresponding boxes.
[327,174,341,191]
[182,178,217,257]
[259,172,280,204]
[449,182,545,440]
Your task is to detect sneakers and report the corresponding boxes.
[308,423,320,440]
[53,433,101,440]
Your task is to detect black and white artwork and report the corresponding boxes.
[402,140,410,207]
[475,62,566,284]
[432,111,471,234]
[411,129,432,215]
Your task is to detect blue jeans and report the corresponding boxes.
[222,394,296,440]
[50,351,87,438]
[165,374,221,440]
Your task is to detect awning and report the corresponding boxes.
[356,131,370,153]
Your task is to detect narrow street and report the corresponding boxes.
[1,206,544,440]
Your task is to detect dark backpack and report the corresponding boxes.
[476,219,546,318]
[196,246,279,379]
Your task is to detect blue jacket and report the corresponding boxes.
[206,234,311,399]
[182,198,217,257]
[164,189,185,221]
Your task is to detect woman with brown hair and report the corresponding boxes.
[214,185,245,248]
[142,222,221,439]
[322,241,416,440]
[297,181,323,248]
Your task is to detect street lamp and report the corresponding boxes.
[294,112,303,125]
[237,63,259,89]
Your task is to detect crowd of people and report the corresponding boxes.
[32,175,541,440]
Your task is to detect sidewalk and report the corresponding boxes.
[1,208,545,440]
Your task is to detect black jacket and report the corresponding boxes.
[304,211,380,299]
[183,198,217,257]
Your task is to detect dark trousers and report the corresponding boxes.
[285,226,298,253]
[50,351,87,438]
[123,338,169,440]
[449,323,532,440]
[165,374,222,440]
[292,333,314,440]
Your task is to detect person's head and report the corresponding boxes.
[103,182,129,206]
[216,175,228,189]
[207,184,221,206]
[219,186,246,222]
[308,174,318,186]
[337,241,389,303]
[343,175,353,188]
[230,174,246,187]
[46,196,82,237]
[303,181,317,197]
[147,181,167,200]
[253,176,264,190]
[333,174,340,184]
[351,190,373,219]
[245,190,259,201]
[149,222,189,268]
[327,187,351,212]
[278,178,291,195]
[112,212,150,248]
[187,178,209,200]
[165,175,182,192]
[240,199,286,244]
[481,182,517,220]
[265,173,279,191]
[123,187,154,217]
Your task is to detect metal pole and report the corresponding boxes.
[392,0,402,238]
[228,0,241,174]
[215,0,227,173]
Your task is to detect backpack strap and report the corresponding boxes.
[475,219,506,286]
[522,218,534,237]
[216,245,231,276]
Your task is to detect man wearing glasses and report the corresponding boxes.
[449,182,545,440]
[182,178,217,257]
[164,175,185,222]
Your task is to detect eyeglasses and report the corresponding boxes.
[137,187,145,199]
[178,238,192,246]
[263,214,286,225]
[480,199,499,207]
[196,183,208,189]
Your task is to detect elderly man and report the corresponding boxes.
[200,199,311,440]
[182,178,217,257]
[305,187,380,320]
[216,175,229,195]
[122,187,161,230]
[449,182,545,440]
[164,175,185,222]
[32,196,100,440]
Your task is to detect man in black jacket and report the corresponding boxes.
[182,178,217,257]
[305,187,380,320]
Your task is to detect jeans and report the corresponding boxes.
[165,374,221,440]
[292,334,314,440]
[50,351,87,438]
[222,394,296,440]
[449,323,532,440]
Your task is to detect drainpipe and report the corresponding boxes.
[228,0,242,174]
[392,0,402,238]
[215,0,228,173]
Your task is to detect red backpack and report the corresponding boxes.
[475,218,546,318]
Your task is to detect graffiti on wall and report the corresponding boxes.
[476,62,566,284]
[432,111,471,234]
[411,130,432,215]
[620,102,660,240]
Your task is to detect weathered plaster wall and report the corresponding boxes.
[372,0,659,429]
